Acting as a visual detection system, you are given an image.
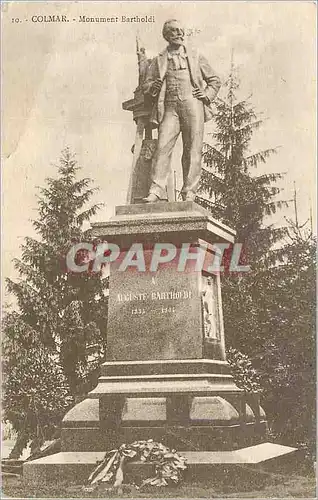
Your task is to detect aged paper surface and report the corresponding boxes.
[3,1,316,270]
[2,1,316,498]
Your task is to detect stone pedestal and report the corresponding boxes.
[23,202,296,483]
[62,202,267,452]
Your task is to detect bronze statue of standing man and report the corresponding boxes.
[143,19,221,202]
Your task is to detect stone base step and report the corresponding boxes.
[2,459,24,476]
[61,423,268,452]
[23,442,297,485]
[2,465,22,474]
[2,459,24,466]
[2,472,21,478]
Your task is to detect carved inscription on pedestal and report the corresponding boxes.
[117,289,192,316]
[106,265,203,360]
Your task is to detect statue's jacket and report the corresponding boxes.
[143,46,221,126]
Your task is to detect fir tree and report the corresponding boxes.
[197,68,315,463]
[197,68,288,354]
[6,148,108,395]
[198,67,287,268]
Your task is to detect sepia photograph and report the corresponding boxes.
[2,1,316,498]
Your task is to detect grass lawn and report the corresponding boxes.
[2,470,316,499]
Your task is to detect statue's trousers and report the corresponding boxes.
[149,96,204,200]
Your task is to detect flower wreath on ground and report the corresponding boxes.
[83,439,187,493]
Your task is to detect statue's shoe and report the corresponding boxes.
[182,193,196,201]
[142,194,161,203]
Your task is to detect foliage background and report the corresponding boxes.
[196,70,316,460]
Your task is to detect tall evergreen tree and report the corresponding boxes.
[6,148,108,395]
[197,68,315,462]
[197,68,288,354]
[198,68,287,266]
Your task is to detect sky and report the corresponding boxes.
[2,1,316,299]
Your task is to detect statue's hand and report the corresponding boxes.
[192,87,210,105]
[151,78,163,96]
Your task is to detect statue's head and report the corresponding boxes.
[162,19,185,47]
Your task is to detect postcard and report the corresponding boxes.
[2,2,316,499]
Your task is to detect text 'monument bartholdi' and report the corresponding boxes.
[79,15,155,23]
